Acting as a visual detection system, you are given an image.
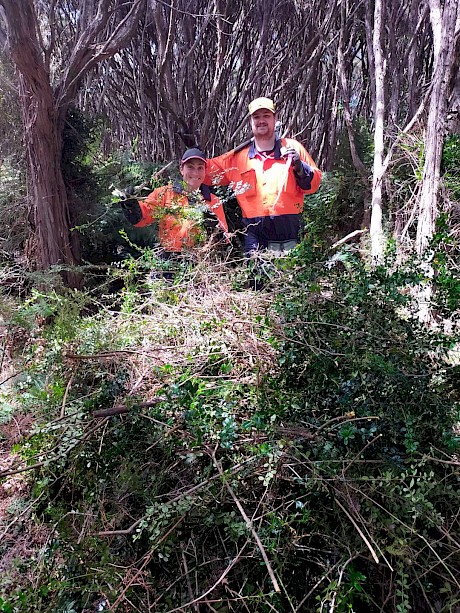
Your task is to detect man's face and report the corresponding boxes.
[180,159,206,191]
[250,109,276,139]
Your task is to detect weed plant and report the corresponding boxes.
[0,232,459,612]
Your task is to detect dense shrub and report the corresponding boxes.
[1,191,459,611]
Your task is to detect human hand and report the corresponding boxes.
[119,197,142,224]
[280,146,303,173]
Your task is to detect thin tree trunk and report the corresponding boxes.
[369,0,385,263]
[336,8,369,185]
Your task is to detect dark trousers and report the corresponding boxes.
[242,214,300,255]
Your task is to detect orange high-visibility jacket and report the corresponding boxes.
[206,137,322,219]
[134,183,228,253]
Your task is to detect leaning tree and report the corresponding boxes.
[0,0,145,284]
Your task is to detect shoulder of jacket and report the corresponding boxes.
[283,137,302,148]
[144,184,173,203]
[233,137,253,154]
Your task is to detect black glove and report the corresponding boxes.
[282,146,304,174]
[120,197,142,224]
[203,211,219,234]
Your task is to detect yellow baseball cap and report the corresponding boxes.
[248,97,275,115]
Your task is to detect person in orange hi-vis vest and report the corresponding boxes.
[121,148,229,254]
[206,97,321,256]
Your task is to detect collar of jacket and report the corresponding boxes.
[248,138,282,160]
[172,180,212,201]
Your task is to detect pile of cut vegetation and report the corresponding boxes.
[0,242,459,612]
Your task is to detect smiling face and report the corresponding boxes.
[180,158,206,191]
[250,108,276,140]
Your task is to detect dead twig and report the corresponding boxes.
[342,434,382,475]
[334,497,379,564]
[331,229,367,249]
[181,546,199,612]
[60,372,74,418]
[93,399,163,418]
[110,514,187,611]
[163,542,249,613]
[97,516,144,537]
[211,450,281,593]
[0,418,109,478]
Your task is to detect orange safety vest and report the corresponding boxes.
[206,137,321,219]
[134,184,228,253]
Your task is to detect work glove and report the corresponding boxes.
[203,211,219,234]
[119,190,142,225]
[281,146,304,174]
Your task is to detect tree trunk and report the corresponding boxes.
[369,0,385,264]
[416,0,459,254]
[0,0,144,284]
[20,78,79,280]
[0,0,78,283]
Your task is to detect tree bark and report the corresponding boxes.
[20,77,79,276]
[416,0,459,253]
[0,0,144,284]
[369,0,385,263]
[0,0,78,282]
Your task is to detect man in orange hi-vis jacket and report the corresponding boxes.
[121,148,228,253]
[206,97,321,255]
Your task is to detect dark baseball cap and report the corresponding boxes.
[180,148,207,164]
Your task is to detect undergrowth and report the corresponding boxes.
[0,232,459,612]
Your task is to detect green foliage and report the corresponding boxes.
[324,119,373,237]
[442,134,460,200]
[0,55,22,160]
[431,214,460,316]
[0,159,27,258]
[302,172,344,247]
[62,107,173,262]
[1,222,459,611]
[271,248,458,457]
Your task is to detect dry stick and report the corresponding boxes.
[163,542,249,613]
[331,229,367,249]
[93,399,163,418]
[96,459,257,537]
[110,514,187,612]
[133,160,175,194]
[0,491,46,541]
[0,326,9,373]
[336,500,394,573]
[97,517,144,537]
[421,455,460,467]
[329,556,357,613]
[65,348,178,360]
[60,372,74,418]
[150,558,243,610]
[212,454,281,593]
[415,575,436,613]
[342,433,383,475]
[181,547,199,613]
[334,497,379,565]
[315,415,380,437]
[294,560,343,612]
[438,526,460,551]
[345,483,460,589]
[0,369,24,386]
